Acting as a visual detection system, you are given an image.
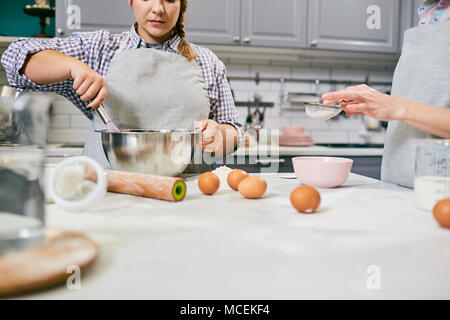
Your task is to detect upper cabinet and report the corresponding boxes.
[184,0,240,45]
[185,0,307,48]
[55,0,134,36]
[54,0,408,53]
[240,0,307,48]
[307,0,401,53]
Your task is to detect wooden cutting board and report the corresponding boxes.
[0,229,99,297]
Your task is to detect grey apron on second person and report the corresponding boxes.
[82,37,211,170]
[381,22,450,188]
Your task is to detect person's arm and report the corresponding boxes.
[197,120,238,158]
[199,55,242,156]
[22,49,107,108]
[1,31,112,109]
[399,99,450,138]
[322,84,450,138]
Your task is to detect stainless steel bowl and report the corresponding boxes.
[99,129,202,177]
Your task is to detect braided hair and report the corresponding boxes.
[174,0,197,61]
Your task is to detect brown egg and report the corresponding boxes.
[227,169,249,191]
[433,198,450,229]
[198,172,220,195]
[238,176,267,199]
[290,186,321,213]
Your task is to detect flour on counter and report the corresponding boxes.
[212,166,233,190]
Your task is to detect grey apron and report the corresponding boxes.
[381,22,450,188]
[82,37,211,171]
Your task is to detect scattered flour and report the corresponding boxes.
[212,166,233,191]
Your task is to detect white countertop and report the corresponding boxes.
[44,144,384,158]
[20,170,450,299]
[233,145,384,157]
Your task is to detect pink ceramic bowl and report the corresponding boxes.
[292,157,353,188]
[282,126,304,137]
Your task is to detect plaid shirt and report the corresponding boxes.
[418,0,450,24]
[1,24,243,146]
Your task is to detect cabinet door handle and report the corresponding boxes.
[232,36,240,43]
[243,37,251,44]
[310,40,318,47]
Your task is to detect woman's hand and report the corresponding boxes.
[196,119,223,153]
[70,60,108,109]
[196,120,238,157]
[322,84,404,121]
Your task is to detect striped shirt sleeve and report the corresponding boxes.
[194,45,243,149]
[0,30,121,119]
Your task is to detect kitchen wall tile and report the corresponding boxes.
[328,117,364,130]
[225,64,251,77]
[250,65,291,79]
[228,57,271,66]
[48,128,89,144]
[291,67,331,80]
[348,130,386,144]
[278,109,310,119]
[229,80,272,92]
[70,115,91,129]
[230,89,249,102]
[368,70,394,83]
[331,69,368,82]
[236,107,249,123]
[50,115,70,128]
[290,117,331,130]
[264,116,291,130]
[310,130,349,143]
[270,60,310,68]
[51,99,84,115]
[283,81,314,93]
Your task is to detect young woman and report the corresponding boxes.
[1,0,242,169]
[322,0,449,188]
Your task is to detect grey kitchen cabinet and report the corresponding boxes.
[240,0,307,48]
[54,0,404,53]
[184,0,241,45]
[55,0,134,37]
[185,0,307,48]
[307,0,401,53]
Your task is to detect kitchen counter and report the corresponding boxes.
[18,170,450,299]
[233,144,384,157]
[44,144,384,158]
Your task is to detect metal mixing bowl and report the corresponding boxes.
[98,129,202,177]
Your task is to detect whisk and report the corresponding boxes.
[95,105,120,133]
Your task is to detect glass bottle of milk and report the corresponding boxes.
[414,139,450,211]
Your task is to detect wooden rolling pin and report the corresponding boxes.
[103,170,187,202]
[102,170,187,202]
[83,165,187,202]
